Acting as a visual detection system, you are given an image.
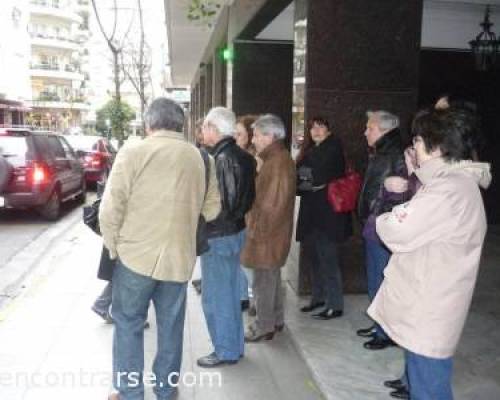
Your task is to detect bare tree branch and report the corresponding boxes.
[110,0,118,43]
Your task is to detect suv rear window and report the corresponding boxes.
[0,136,28,167]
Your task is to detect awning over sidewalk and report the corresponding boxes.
[0,99,32,112]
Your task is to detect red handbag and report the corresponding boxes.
[327,167,362,213]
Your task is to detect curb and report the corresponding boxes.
[0,206,82,309]
[283,284,328,400]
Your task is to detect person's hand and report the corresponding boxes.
[384,176,408,193]
[404,147,417,175]
[392,203,410,222]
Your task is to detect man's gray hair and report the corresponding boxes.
[145,97,184,132]
[204,107,236,137]
[366,110,399,133]
[252,114,286,140]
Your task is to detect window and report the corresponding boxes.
[0,137,29,167]
[46,136,65,159]
[58,137,75,159]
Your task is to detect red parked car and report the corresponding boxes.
[65,135,117,185]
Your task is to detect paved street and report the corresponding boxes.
[0,194,95,309]
[0,201,84,268]
[0,209,52,268]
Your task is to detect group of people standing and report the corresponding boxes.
[96,94,491,400]
[98,99,297,400]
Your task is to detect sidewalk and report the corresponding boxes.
[283,228,500,400]
[1,220,499,400]
[0,222,323,400]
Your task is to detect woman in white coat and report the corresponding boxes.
[368,108,491,400]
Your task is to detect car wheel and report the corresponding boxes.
[38,190,61,221]
[76,179,87,204]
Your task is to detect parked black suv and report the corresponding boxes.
[0,128,86,220]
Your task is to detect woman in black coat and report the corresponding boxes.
[296,117,352,319]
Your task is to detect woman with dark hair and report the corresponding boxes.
[434,93,483,161]
[236,115,258,155]
[296,116,352,319]
[235,114,259,314]
[369,108,491,399]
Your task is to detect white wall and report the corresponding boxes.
[422,1,500,49]
[254,0,500,51]
[0,0,32,102]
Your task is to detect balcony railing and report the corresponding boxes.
[36,93,61,102]
[29,2,82,24]
[34,94,87,104]
[30,32,79,44]
[30,63,59,71]
[30,63,81,73]
[31,1,64,9]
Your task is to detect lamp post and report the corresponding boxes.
[469,5,500,72]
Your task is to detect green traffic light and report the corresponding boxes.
[222,47,233,62]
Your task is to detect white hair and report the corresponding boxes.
[204,107,236,137]
[252,114,286,140]
[366,110,399,132]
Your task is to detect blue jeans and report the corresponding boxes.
[364,238,391,339]
[405,350,454,400]
[201,231,245,361]
[112,260,187,400]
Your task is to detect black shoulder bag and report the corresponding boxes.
[196,149,210,256]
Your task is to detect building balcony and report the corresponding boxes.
[30,63,84,81]
[29,96,90,111]
[30,3,82,24]
[74,29,90,43]
[30,33,80,51]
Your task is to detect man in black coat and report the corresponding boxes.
[357,110,410,350]
[197,107,257,368]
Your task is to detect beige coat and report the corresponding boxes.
[240,141,296,269]
[368,158,491,359]
[99,130,221,283]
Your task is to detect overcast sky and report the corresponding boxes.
[88,0,167,110]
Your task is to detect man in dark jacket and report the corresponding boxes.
[357,110,410,350]
[197,107,256,368]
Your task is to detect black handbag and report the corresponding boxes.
[97,245,115,281]
[196,149,210,256]
[83,198,101,235]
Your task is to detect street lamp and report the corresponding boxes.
[469,5,500,71]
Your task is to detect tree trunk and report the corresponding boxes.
[113,50,124,147]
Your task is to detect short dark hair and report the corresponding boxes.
[308,116,330,131]
[145,98,184,132]
[411,108,478,162]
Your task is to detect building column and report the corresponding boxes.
[297,0,423,293]
[231,40,293,143]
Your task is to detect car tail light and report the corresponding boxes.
[33,163,47,184]
[84,153,104,168]
[29,161,52,185]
